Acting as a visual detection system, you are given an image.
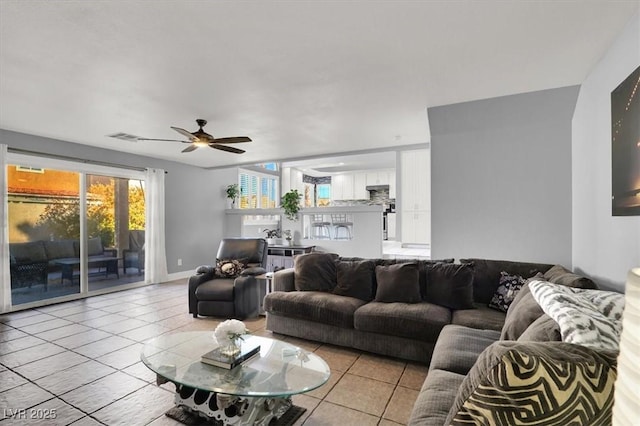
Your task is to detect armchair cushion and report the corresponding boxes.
[195,278,235,301]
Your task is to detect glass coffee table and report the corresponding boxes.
[141,332,330,425]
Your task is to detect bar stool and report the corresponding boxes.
[331,214,353,240]
[311,214,331,239]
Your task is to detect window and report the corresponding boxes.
[316,184,331,206]
[239,169,278,209]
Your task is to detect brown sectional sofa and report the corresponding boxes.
[264,255,618,424]
[264,256,554,363]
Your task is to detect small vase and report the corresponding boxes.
[220,339,241,357]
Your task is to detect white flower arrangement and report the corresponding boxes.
[213,319,248,346]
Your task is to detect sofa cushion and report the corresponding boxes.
[445,341,618,426]
[264,291,366,328]
[529,280,624,350]
[332,260,375,301]
[543,264,598,289]
[354,301,451,341]
[294,252,339,292]
[43,240,76,260]
[451,303,506,332]
[488,271,526,312]
[429,325,501,376]
[9,241,47,263]
[500,280,546,341]
[194,278,235,301]
[517,314,561,342]
[425,263,474,310]
[459,258,553,304]
[408,369,466,426]
[374,263,421,303]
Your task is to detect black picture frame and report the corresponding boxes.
[611,65,640,216]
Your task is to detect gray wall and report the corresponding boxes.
[571,12,640,291]
[1,129,232,275]
[428,86,580,266]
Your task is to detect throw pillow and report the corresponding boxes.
[499,274,545,340]
[445,341,618,426]
[529,280,625,351]
[333,260,375,301]
[294,252,339,292]
[488,271,526,312]
[543,264,598,289]
[215,259,246,278]
[374,263,421,303]
[425,263,474,310]
[517,314,561,342]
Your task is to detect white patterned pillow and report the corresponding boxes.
[529,280,624,351]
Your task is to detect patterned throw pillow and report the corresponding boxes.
[447,341,618,426]
[215,259,246,278]
[529,280,625,351]
[488,272,526,312]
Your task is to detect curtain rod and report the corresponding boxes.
[7,147,167,174]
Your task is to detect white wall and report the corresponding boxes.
[572,12,640,291]
[428,86,580,266]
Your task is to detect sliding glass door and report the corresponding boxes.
[7,165,83,305]
[5,155,147,309]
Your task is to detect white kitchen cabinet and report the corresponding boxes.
[342,174,354,200]
[354,173,367,199]
[366,171,390,186]
[332,175,344,200]
[388,172,396,198]
[400,149,430,244]
[387,212,396,240]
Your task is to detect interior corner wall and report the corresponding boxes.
[572,12,640,291]
[428,86,580,266]
[0,129,229,275]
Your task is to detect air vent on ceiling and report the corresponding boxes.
[107,132,140,142]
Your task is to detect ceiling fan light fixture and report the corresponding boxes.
[194,140,209,147]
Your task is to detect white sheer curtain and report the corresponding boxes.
[144,168,168,284]
[0,144,11,312]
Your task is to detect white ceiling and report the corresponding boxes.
[0,1,637,169]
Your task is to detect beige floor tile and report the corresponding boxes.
[60,371,147,413]
[325,373,394,417]
[303,401,379,426]
[282,335,323,352]
[398,363,429,390]
[291,393,320,425]
[146,414,184,425]
[348,353,405,384]
[383,386,419,425]
[313,345,360,373]
[7,398,86,426]
[378,419,405,426]
[92,384,174,426]
[305,370,343,399]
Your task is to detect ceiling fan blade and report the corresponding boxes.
[181,144,199,153]
[211,144,245,154]
[137,138,190,143]
[213,136,252,144]
[171,126,198,142]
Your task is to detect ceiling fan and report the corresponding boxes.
[138,119,251,154]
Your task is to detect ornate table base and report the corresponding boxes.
[159,375,292,425]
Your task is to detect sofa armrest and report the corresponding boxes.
[241,267,267,276]
[233,275,260,318]
[188,267,216,314]
[273,268,295,292]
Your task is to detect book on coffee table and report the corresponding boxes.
[201,345,260,369]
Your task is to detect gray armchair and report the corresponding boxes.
[188,238,268,319]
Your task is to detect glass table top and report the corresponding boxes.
[141,332,330,397]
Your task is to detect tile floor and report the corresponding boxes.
[0,280,428,425]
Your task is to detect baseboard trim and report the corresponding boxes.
[166,270,195,282]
